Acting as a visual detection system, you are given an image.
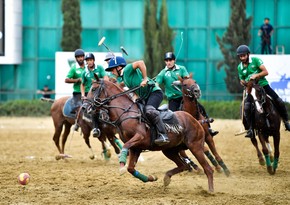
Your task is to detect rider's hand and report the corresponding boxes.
[250,74,260,80]
[140,78,148,87]
[240,80,247,87]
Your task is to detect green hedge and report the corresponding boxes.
[0,99,289,119]
[0,99,51,116]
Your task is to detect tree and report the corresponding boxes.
[216,0,252,97]
[143,0,174,78]
[61,0,82,51]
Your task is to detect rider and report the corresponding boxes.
[81,52,109,138]
[65,48,86,131]
[105,56,170,145]
[156,52,219,137]
[236,44,290,138]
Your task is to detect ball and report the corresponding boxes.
[17,173,30,185]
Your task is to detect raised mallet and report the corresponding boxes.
[98,37,113,53]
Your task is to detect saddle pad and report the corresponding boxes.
[63,97,76,119]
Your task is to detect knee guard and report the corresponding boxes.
[145,105,159,122]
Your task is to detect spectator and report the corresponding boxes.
[258,17,274,54]
[37,85,54,98]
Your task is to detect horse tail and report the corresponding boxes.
[41,97,55,103]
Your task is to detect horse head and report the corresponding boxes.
[178,73,201,100]
[246,79,266,114]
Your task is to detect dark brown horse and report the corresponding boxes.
[87,74,214,192]
[177,74,230,176]
[244,80,280,174]
[43,96,122,160]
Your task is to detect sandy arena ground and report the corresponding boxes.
[1,117,290,205]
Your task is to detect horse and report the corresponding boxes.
[244,79,281,174]
[86,74,214,193]
[42,96,122,160]
[177,74,230,177]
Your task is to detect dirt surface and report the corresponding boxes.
[1,117,290,205]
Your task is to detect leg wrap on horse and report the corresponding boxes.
[145,105,166,134]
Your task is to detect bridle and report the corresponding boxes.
[87,80,141,127]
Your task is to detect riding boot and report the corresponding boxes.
[74,119,79,132]
[244,102,254,139]
[145,105,169,146]
[274,98,290,131]
[154,117,170,145]
[208,128,219,137]
[92,113,101,138]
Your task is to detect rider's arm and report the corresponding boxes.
[250,65,269,80]
[132,60,148,87]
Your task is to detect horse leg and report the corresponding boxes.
[250,136,265,165]
[204,133,230,176]
[258,133,274,175]
[272,133,280,174]
[265,138,274,162]
[98,135,111,160]
[52,124,63,158]
[125,149,158,182]
[162,149,192,187]
[188,143,214,193]
[107,135,122,155]
[118,133,145,172]
[179,150,202,173]
[203,146,222,173]
[82,131,95,160]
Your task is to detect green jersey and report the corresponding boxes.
[237,57,268,87]
[122,64,161,99]
[82,65,107,92]
[156,65,189,100]
[66,63,85,92]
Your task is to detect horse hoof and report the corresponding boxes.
[224,169,231,177]
[148,175,158,182]
[163,175,171,187]
[55,155,61,160]
[119,166,127,175]
[259,158,265,166]
[89,155,95,160]
[215,166,223,173]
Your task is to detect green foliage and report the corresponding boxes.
[143,0,174,78]
[0,100,51,116]
[61,0,82,51]
[216,0,252,99]
[1,99,289,120]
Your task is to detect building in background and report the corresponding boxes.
[0,0,289,102]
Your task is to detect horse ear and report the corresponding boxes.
[178,75,183,82]
[189,73,193,79]
[94,73,100,81]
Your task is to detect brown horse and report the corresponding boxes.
[244,80,280,174]
[87,74,214,192]
[177,74,230,176]
[43,96,122,160]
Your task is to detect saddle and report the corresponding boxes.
[63,97,78,119]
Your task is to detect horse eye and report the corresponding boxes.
[92,87,96,91]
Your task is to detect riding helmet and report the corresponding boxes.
[236,45,250,56]
[74,49,85,57]
[164,52,176,60]
[105,56,127,71]
[104,52,114,61]
[85,53,95,61]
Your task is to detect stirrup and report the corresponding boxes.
[154,134,170,146]
[74,123,79,131]
[92,128,101,138]
[245,129,254,138]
